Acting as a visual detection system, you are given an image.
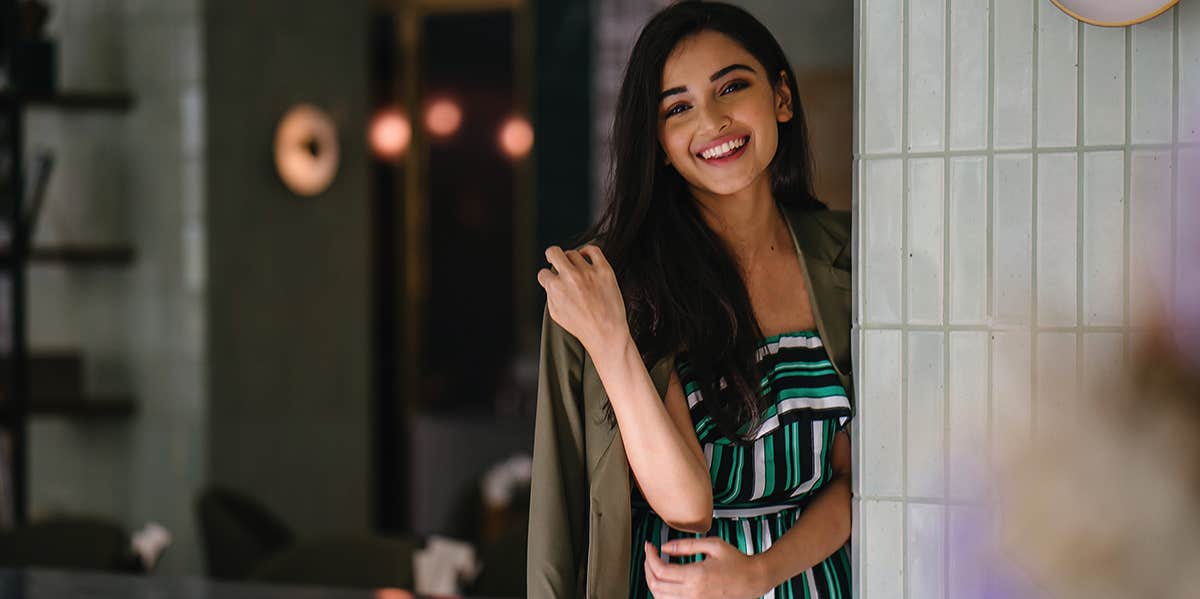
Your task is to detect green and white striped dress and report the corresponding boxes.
[629,330,853,599]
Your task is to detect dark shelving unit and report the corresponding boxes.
[0,91,134,112]
[0,243,137,267]
[1,0,138,526]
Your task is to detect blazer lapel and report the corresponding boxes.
[782,207,853,377]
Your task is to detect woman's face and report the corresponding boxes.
[657,30,793,198]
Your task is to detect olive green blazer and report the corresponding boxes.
[527,206,854,599]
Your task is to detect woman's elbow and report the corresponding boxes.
[665,513,712,534]
[662,497,713,534]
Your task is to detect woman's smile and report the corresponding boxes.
[696,134,751,163]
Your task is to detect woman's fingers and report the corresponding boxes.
[660,536,722,557]
[563,248,588,269]
[544,246,572,276]
[535,267,555,289]
[578,244,609,269]
[643,542,688,583]
[643,547,687,597]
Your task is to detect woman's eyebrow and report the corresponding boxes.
[659,63,757,101]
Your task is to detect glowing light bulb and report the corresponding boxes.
[425,99,462,138]
[368,108,411,160]
[499,116,533,160]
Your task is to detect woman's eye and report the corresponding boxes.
[721,80,749,94]
[665,104,690,117]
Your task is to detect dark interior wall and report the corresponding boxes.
[204,0,371,534]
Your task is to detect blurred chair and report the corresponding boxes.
[196,486,294,580]
[247,534,420,590]
[0,516,140,572]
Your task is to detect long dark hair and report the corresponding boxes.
[580,1,826,444]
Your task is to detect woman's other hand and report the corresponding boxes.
[643,539,773,599]
[537,245,631,357]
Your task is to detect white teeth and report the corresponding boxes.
[701,136,747,160]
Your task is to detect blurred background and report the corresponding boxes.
[0,0,852,595]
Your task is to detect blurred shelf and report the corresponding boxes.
[0,396,136,422]
[0,244,136,267]
[0,90,135,112]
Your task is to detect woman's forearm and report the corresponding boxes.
[755,470,852,586]
[590,334,713,532]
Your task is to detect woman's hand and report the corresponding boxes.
[643,539,774,599]
[536,245,631,357]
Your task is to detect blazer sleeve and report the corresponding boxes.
[527,306,588,598]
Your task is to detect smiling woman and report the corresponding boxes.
[528,2,854,599]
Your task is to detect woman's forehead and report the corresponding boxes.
[661,31,762,87]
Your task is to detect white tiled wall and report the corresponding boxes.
[27,0,207,575]
[853,1,1190,596]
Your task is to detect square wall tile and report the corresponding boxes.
[993,0,1034,149]
[862,500,905,598]
[907,503,946,599]
[991,331,1031,461]
[949,156,988,324]
[992,155,1034,325]
[1130,151,1174,325]
[907,158,945,324]
[1131,16,1175,144]
[1181,4,1200,142]
[1035,332,1077,435]
[908,0,946,152]
[1036,152,1078,327]
[864,159,905,324]
[1083,25,1127,146]
[864,0,905,154]
[906,331,945,499]
[1037,2,1078,148]
[949,0,989,150]
[860,330,905,498]
[948,331,988,502]
[1083,151,1125,326]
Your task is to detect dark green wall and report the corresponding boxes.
[205,0,371,534]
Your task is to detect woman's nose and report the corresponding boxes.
[698,103,731,133]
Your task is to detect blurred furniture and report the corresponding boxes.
[196,487,294,580]
[0,568,423,598]
[0,517,139,572]
[0,0,138,528]
[249,535,419,591]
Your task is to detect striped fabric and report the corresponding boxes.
[629,330,853,599]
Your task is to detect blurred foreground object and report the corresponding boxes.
[995,322,1200,598]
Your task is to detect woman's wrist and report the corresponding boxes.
[585,328,637,370]
[752,548,791,593]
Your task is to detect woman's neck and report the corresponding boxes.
[690,174,791,274]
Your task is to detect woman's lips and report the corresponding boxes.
[696,135,751,164]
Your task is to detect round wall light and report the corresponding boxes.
[274,104,340,197]
[1049,0,1178,27]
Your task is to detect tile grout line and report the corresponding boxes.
[984,0,995,571]
[852,0,866,594]
[858,323,1153,332]
[941,0,952,595]
[901,0,911,595]
[1124,24,1133,366]
[858,141,1198,161]
[1076,18,1086,418]
[1030,0,1041,441]
[1171,7,1180,322]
